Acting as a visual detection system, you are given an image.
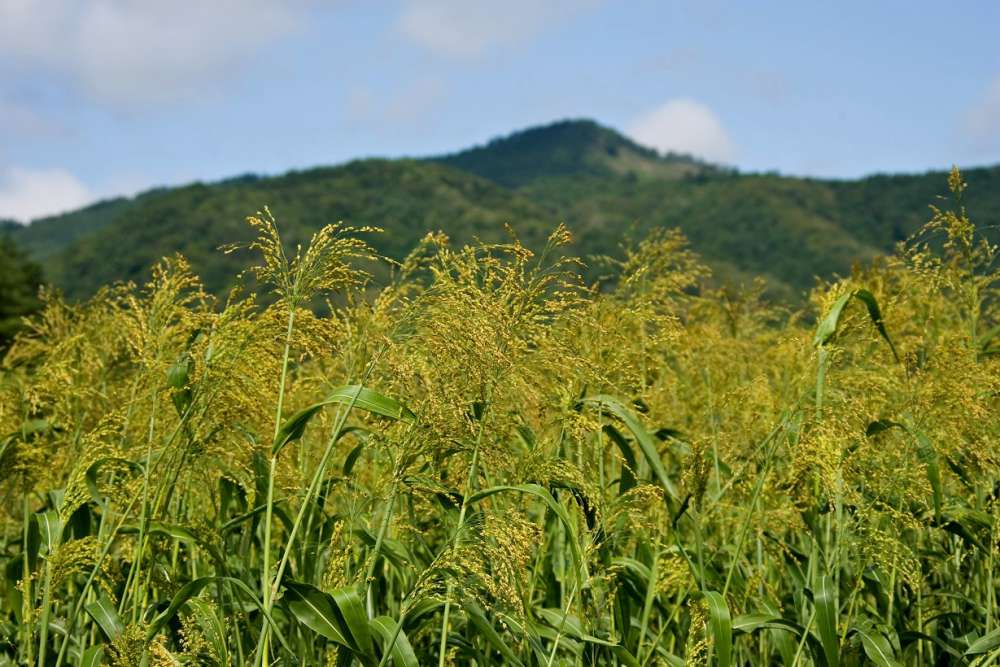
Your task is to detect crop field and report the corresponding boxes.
[1,170,998,666]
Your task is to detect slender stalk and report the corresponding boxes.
[636,543,661,659]
[36,555,54,667]
[437,403,489,667]
[54,394,203,667]
[122,381,159,621]
[22,493,34,667]
[367,473,401,618]
[722,414,788,597]
[267,377,372,604]
[258,304,297,665]
[545,580,579,667]
[54,494,143,667]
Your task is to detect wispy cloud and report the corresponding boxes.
[0,166,93,223]
[627,98,736,164]
[0,0,305,108]
[395,0,598,58]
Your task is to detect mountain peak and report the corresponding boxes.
[432,118,707,188]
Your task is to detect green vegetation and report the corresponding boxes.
[0,228,44,347]
[11,120,1000,302]
[1,170,998,665]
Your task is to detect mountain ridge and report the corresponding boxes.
[9,119,1000,301]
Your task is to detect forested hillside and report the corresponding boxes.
[11,119,1000,300]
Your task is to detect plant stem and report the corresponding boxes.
[36,555,53,667]
[437,403,489,667]
[367,473,400,618]
[259,305,297,665]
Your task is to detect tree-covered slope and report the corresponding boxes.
[11,119,1000,301]
[30,160,557,299]
[433,118,711,188]
[0,232,43,345]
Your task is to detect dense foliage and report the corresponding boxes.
[12,120,1000,302]
[0,231,43,347]
[1,170,999,666]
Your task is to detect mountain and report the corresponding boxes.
[10,119,1000,301]
[434,119,713,187]
[15,161,557,300]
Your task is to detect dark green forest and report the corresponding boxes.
[0,225,43,346]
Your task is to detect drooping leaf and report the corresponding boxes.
[185,599,230,666]
[370,616,419,667]
[814,289,899,362]
[469,483,589,581]
[284,581,350,645]
[36,509,62,557]
[966,627,1000,655]
[853,622,898,667]
[85,592,123,641]
[732,613,782,634]
[145,576,294,661]
[463,606,525,666]
[579,395,679,500]
[272,385,415,456]
[80,645,105,667]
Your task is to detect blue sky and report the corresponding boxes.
[2,0,999,222]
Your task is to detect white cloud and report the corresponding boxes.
[0,167,93,222]
[0,1,303,107]
[396,0,597,58]
[964,75,1000,156]
[627,98,736,164]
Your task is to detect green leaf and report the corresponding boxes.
[272,385,415,456]
[469,483,589,582]
[119,521,226,569]
[850,289,899,362]
[35,509,62,556]
[464,603,525,666]
[341,426,371,475]
[330,585,374,658]
[145,576,294,661]
[813,575,840,667]
[704,591,732,667]
[814,289,898,362]
[370,616,419,667]
[967,627,1000,655]
[185,599,229,666]
[899,630,966,661]
[814,291,852,347]
[732,613,782,634]
[80,645,105,667]
[912,427,943,519]
[283,581,374,661]
[853,623,898,667]
[579,395,679,500]
[85,592,123,641]
[284,581,350,644]
[603,425,637,495]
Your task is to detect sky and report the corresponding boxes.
[1,0,999,222]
